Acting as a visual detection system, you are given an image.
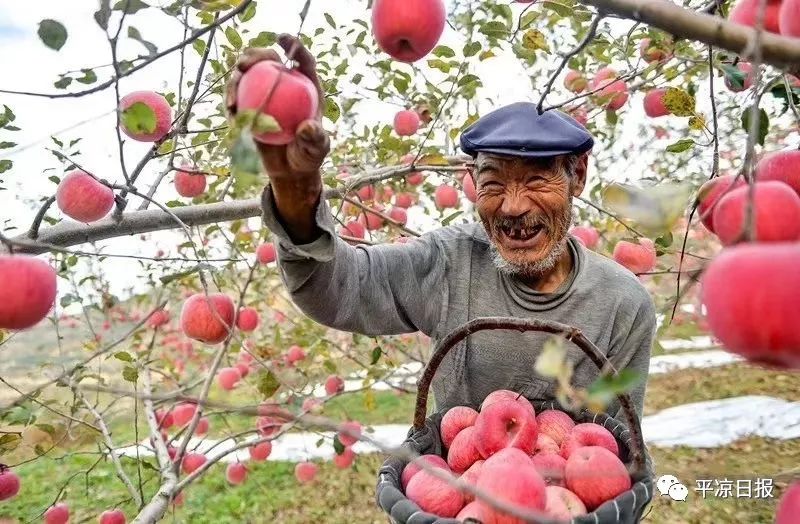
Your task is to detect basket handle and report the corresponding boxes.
[413,317,647,475]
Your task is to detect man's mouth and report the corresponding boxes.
[497,223,546,248]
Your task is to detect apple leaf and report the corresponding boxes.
[257,370,280,399]
[720,64,745,90]
[229,130,262,175]
[94,0,112,29]
[688,115,706,131]
[225,26,242,49]
[665,139,694,153]
[121,101,157,134]
[463,41,481,57]
[114,351,134,362]
[522,29,550,53]
[253,114,281,134]
[663,87,695,117]
[0,433,22,454]
[441,211,463,226]
[542,1,573,16]
[128,26,158,56]
[432,45,455,58]
[238,1,257,22]
[370,346,382,365]
[534,337,572,381]
[586,369,642,409]
[113,0,150,14]
[38,19,67,51]
[741,106,769,146]
[333,435,345,454]
[122,365,139,383]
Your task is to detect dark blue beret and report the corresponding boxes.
[459,102,594,158]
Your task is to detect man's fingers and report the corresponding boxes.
[287,120,330,173]
[225,69,242,116]
[278,34,321,84]
[237,48,282,72]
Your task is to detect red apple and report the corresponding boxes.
[481,389,535,414]
[724,62,754,92]
[775,481,800,524]
[119,90,172,142]
[639,37,672,62]
[394,192,415,208]
[781,0,800,37]
[341,220,366,240]
[156,408,174,429]
[174,167,206,198]
[217,367,242,390]
[338,421,362,447]
[597,79,629,111]
[564,70,587,93]
[459,459,484,503]
[447,426,483,473]
[388,206,408,225]
[712,181,800,245]
[612,238,656,274]
[295,461,318,484]
[180,293,235,344]
[249,441,272,461]
[236,61,319,145]
[590,67,617,89]
[325,375,345,395]
[701,243,800,368]
[697,174,745,232]
[534,434,561,455]
[401,454,449,490]
[474,400,538,458]
[545,485,588,519]
[0,466,20,501]
[565,446,631,510]
[181,452,207,474]
[358,206,385,231]
[226,463,247,485]
[99,509,126,524]
[371,0,446,63]
[560,423,619,459]
[194,416,209,436]
[456,501,493,522]
[569,106,589,127]
[483,447,534,468]
[236,307,260,332]
[286,345,307,365]
[333,447,356,468]
[0,255,57,330]
[531,453,567,487]
[434,185,459,209]
[569,226,599,250]
[171,403,196,427]
[44,503,70,524]
[356,184,375,201]
[477,461,547,522]
[729,0,782,33]
[405,468,464,517]
[441,405,479,448]
[755,149,800,196]
[147,309,170,329]
[394,110,420,136]
[256,242,276,264]
[643,88,669,118]
[462,173,477,203]
[56,170,115,223]
[536,410,576,446]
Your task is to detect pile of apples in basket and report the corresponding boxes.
[402,389,634,521]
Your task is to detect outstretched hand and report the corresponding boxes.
[226,33,330,180]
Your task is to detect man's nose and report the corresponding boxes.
[499,189,531,218]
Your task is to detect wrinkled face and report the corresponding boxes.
[473,152,586,277]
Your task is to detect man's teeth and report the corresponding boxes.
[503,225,539,239]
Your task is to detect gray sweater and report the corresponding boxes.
[261,187,656,421]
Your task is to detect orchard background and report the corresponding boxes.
[1,0,799,522]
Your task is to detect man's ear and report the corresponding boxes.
[571,152,590,197]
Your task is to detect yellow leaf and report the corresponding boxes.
[522,29,550,53]
[417,153,450,166]
[663,87,695,117]
[688,114,706,131]
[602,182,694,234]
[479,50,496,61]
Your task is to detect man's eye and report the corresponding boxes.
[480,181,501,189]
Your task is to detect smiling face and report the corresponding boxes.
[473,152,588,278]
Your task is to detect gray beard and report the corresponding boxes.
[488,200,574,278]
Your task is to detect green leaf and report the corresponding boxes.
[442,210,463,225]
[113,0,149,14]
[479,21,508,38]
[741,106,769,146]
[76,69,97,84]
[333,435,345,454]
[370,346,382,365]
[230,129,262,175]
[587,369,642,397]
[463,41,481,57]
[54,76,72,89]
[249,31,277,48]
[665,139,695,153]
[0,160,12,174]
[542,0,573,16]
[38,19,67,51]
[655,231,673,248]
[720,64,745,91]
[94,0,112,29]
[252,113,281,134]
[427,59,451,73]
[0,142,16,150]
[35,423,56,436]
[324,13,336,29]
[324,98,341,123]
[128,26,157,55]
[257,370,280,398]
[225,26,242,49]
[122,365,139,382]
[432,45,455,58]
[238,1,257,22]
[114,351,134,362]
[192,39,206,56]
[0,433,22,454]
[663,87,695,117]
[165,200,186,208]
[0,105,15,129]
[121,101,157,134]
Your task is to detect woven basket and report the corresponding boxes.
[376,317,655,524]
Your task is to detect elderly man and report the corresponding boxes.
[227,36,656,420]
